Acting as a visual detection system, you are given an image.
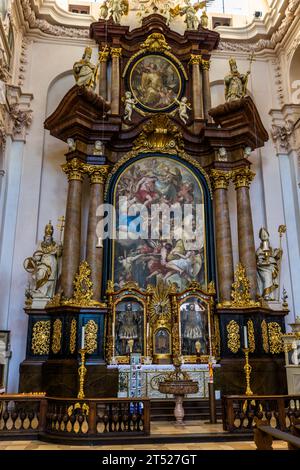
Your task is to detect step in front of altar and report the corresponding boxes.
[150,398,222,422]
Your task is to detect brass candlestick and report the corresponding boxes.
[243,348,253,396]
[78,348,87,399]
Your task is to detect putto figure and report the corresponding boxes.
[124,91,138,121]
[99,0,109,19]
[73,47,97,89]
[23,222,62,308]
[256,228,283,301]
[175,97,192,124]
[225,58,250,102]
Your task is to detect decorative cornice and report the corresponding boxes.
[20,0,89,39]
[62,158,85,181]
[232,167,255,189]
[210,169,231,190]
[218,0,300,53]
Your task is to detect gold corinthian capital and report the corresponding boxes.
[202,59,211,71]
[84,164,110,184]
[210,169,232,191]
[62,158,85,182]
[189,54,202,65]
[110,47,122,59]
[231,167,255,189]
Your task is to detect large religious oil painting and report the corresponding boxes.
[129,55,182,112]
[112,156,207,291]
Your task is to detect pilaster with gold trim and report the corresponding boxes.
[232,167,257,299]
[85,165,110,300]
[61,158,85,298]
[202,58,212,121]
[111,47,122,115]
[99,46,110,100]
[190,54,204,120]
[210,169,234,301]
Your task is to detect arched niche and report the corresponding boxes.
[103,153,215,293]
[289,45,300,103]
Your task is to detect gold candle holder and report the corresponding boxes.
[243,348,253,396]
[78,348,87,399]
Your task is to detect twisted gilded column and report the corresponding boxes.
[210,170,234,301]
[61,158,85,298]
[99,46,110,100]
[85,165,110,300]
[232,167,257,299]
[190,54,204,120]
[111,47,122,115]
[202,59,212,122]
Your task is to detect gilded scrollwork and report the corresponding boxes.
[261,320,269,353]
[64,261,103,308]
[69,318,77,354]
[268,322,283,354]
[84,320,98,354]
[226,320,240,353]
[247,319,255,353]
[31,320,51,355]
[52,319,62,354]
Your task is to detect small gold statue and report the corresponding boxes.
[73,47,98,89]
[224,58,250,102]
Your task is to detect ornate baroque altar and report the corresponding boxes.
[19,11,288,399]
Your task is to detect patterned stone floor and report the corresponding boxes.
[0,440,288,450]
[0,421,288,450]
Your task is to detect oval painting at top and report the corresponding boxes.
[129,54,182,112]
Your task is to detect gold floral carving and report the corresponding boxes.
[219,263,260,309]
[31,321,51,355]
[69,318,77,354]
[46,293,62,308]
[261,320,269,353]
[189,54,202,65]
[247,319,255,353]
[84,164,110,184]
[140,33,171,52]
[214,315,221,358]
[52,319,62,354]
[105,115,212,198]
[62,158,85,182]
[210,169,232,191]
[268,322,283,354]
[84,320,98,354]
[226,320,240,353]
[64,261,103,308]
[231,167,256,189]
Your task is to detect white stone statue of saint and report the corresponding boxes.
[108,0,128,24]
[256,228,282,301]
[23,221,63,309]
[225,58,250,102]
[124,91,137,121]
[175,97,192,124]
[99,0,109,19]
[180,1,205,30]
[73,47,97,89]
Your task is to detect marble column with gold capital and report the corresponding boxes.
[61,158,85,298]
[99,47,110,100]
[210,169,234,301]
[190,54,204,120]
[111,47,122,115]
[202,59,212,122]
[85,165,110,300]
[232,167,257,299]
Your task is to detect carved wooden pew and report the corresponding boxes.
[254,422,300,450]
